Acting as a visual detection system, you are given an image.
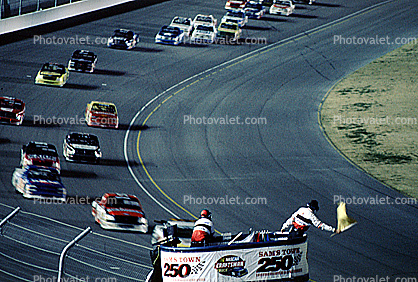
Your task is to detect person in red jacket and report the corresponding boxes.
[191,209,214,247]
[281,200,340,238]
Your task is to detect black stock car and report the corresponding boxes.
[68,50,97,73]
[107,29,139,49]
[63,132,102,163]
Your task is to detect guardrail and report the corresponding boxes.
[0,0,135,35]
[0,0,81,19]
[0,203,152,281]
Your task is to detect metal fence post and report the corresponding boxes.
[18,0,22,15]
[0,207,21,235]
[57,227,91,281]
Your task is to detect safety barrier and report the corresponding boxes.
[0,0,135,35]
[0,203,152,281]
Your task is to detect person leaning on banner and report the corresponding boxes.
[191,209,215,247]
[280,200,340,239]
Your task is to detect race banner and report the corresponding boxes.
[160,240,308,281]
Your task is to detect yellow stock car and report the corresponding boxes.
[217,21,241,42]
[85,101,119,129]
[35,63,69,87]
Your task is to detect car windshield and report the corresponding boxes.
[276,0,289,5]
[173,18,191,26]
[27,147,58,158]
[161,26,180,35]
[91,103,116,113]
[196,25,214,32]
[196,16,212,23]
[28,169,60,182]
[0,98,24,110]
[107,197,142,209]
[247,3,262,8]
[41,64,66,74]
[227,11,244,17]
[220,23,238,30]
[69,134,99,146]
[113,30,134,39]
[72,51,95,60]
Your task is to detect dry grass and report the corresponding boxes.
[320,41,418,199]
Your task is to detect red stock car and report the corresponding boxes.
[20,141,61,172]
[92,193,148,232]
[85,101,119,129]
[0,96,25,125]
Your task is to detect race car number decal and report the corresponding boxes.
[256,255,293,272]
[163,263,191,278]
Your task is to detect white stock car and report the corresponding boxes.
[190,24,217,44]
[92,193,148,232]
[269,0,295,16]
[221,10,249,28]
[193,14,217,28]
[170,16,194,36]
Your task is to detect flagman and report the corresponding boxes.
[281,200,340,238]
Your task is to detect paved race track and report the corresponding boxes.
[0,0,417,281]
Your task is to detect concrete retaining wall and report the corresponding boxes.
[0,0,134,35]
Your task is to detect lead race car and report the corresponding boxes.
[147,222,309,282]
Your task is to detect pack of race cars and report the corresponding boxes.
[154,0,309,45]
[3,0,315,234]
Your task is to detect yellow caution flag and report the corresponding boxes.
[336,202,357,233]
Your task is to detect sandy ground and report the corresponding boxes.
[320,41,418,199]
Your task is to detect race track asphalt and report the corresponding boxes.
[0,0,417,281]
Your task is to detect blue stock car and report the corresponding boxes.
[12,165,67,201]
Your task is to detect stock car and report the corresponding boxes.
[269,0,295,16]
[221,10,248,27]
[155,25,185,45]
[225,0,248,10]
[190,24,217,44]
[0,96,25,125]
[92,193,148,232]
[12,165,66,201]
[85,101,119,129]
[34,63,69,87]
[244,1,266,19]
[107,29,139,49]
[151,219,195,247]
[68,50,97,73]
[193,14,217,27]
[217,21,242,41]
[63,132,102,163]
[170,16,194,36]
[21,141,61,172]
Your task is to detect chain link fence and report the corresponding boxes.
[0,0,82,19]
[0,203,153,282]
